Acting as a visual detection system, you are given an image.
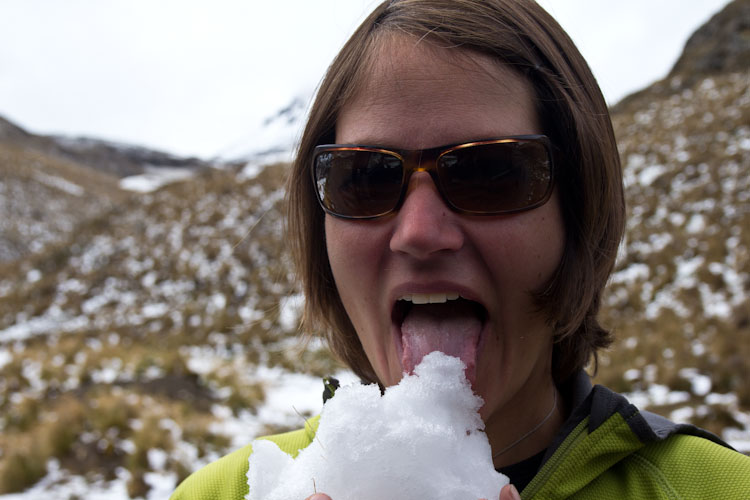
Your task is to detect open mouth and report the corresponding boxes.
[392,294,487,384]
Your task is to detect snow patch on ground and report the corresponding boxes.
[120,166,197,193]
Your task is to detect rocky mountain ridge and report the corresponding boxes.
[614,0,750,112]
[668,0,750,83]
[0,115,212,178]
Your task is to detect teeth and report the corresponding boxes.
[400,292,460,304]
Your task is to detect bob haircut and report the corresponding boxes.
[287,0,625,385]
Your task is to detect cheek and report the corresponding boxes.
[325,216,399,383]
[324,216,387,309]
[526,214,565,287]
[532,196,566,283]
[485,198,565,292]
[325,217,369,283]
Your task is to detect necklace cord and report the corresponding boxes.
[492,389,558,459]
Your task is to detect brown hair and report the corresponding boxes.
[287,0,625,384]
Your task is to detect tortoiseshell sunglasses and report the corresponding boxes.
[312,135,555,219]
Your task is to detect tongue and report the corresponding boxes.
[400,301,481,382]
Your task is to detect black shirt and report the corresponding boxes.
[496,449,547,493]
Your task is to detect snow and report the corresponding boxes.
[25,269,42,283]
[625,384,691,408]
[0,308,91,342]
[221,95,309,165]
[637,163,667,186]
[278,293,304,332]
[685,213,706,234]
[0,460,131,500]
[679,368,712,396]
[254,366,327,429]
[119,166,197,193]
[246,353,508,500]
[0,348,13,370]
[33,172,85,197]
[610,263,650,285]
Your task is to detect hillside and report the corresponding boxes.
[0,1,748,498]
[0,140,126,263]
[596,69,749,438]
[0,118,215,264]
[594,0,750,440]
[0,161,345,497]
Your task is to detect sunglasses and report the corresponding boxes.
[312,134,555,219]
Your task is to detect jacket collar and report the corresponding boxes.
[548,369,731,461]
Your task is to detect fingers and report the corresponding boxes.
[499,483,521,500]
[305,486,518,500]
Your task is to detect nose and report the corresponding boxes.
[389,172,464,258]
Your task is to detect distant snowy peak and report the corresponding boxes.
[219,94,311,166]
[262,96,308,128]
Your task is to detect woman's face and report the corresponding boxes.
[325,37,565,429]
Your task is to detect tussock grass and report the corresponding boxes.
[0,159,317,492]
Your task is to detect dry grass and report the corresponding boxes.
[0,160,342,495]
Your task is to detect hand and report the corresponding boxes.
[494,484,522,500]
[305,483,521,500]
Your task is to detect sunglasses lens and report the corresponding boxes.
[438,140,552,213]
[314,149,404,217]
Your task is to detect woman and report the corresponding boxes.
[172,1,750,498]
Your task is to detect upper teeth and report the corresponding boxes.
[399,292,460,304]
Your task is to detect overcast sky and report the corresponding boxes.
[0,0,732,159]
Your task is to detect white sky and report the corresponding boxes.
[0,0,732,159]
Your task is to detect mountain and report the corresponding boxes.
[0,116,211,178]
[0,1,748,497]
[613,0,750,111]
[0,117,217,263]
[668,0,750,85]
[594,0,749,441]
[217,94,309,168]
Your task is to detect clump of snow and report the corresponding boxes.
[246,352,507,500]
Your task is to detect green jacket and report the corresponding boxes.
[170,372,750,499]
